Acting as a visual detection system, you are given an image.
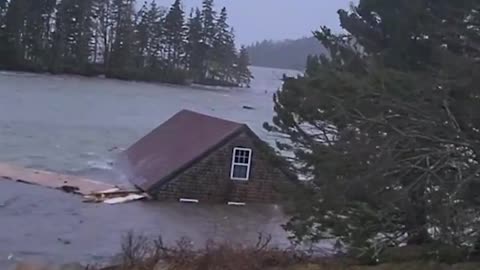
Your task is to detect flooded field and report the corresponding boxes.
[0,67,303,267]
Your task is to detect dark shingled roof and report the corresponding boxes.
[121,110,247,191]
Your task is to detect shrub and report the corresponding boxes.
[104,232,310,270]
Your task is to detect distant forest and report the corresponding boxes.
[245,37,327,71]
[0,0,253,87]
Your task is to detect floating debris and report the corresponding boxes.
[0,162,144,204]
[103,194,147,204]
[57,237,71,245]
[59,185,80,194]
[83,188,148,204]
[0,163,116,195]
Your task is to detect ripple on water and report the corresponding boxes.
[0,67,303,265]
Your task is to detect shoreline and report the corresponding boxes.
[0,68,245,92]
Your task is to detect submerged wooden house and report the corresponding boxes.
[119,110,292,203]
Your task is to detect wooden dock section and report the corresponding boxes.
[0,162,123,196]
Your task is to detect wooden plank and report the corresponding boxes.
[0,162,119,195]
[103,194,146,204]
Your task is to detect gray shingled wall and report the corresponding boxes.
[153,132,288,203]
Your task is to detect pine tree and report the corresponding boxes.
[186,8,204,81]
[267,0,480,259]
[92,0,115,70]
[23,0,56,68]
[145,1,165,70]
[108,0,135,78]
[3,0,29,66]
[305,54,320,77]
[235,46,252,87]
[0,0,8,66]
[201,0,216,47]
[200,0,216,79]
[134,1,150,70]
[0,0,6,19]
[52,0,96,73]
[163,0,186,69]
[133,0,165,78]
[0,0,248,87]
[0,0,6,26]
[211,7,236,82]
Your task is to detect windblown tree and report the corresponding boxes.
[267,0,480,260]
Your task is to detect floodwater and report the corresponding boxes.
[0,67,305,267]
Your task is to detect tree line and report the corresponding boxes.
[0,0,253,87]
[245,37,327,71]
[267,0,480,262]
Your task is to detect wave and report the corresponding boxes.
[86,159,114,170]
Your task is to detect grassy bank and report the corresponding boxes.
[86,233,480,270]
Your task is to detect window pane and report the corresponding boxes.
[232,165,248,179]
[233,148,251,166]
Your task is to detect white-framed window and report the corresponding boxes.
[230,147,252,181]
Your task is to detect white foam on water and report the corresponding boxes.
[86,159,114,170]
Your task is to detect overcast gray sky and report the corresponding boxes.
[156,0,355,46]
